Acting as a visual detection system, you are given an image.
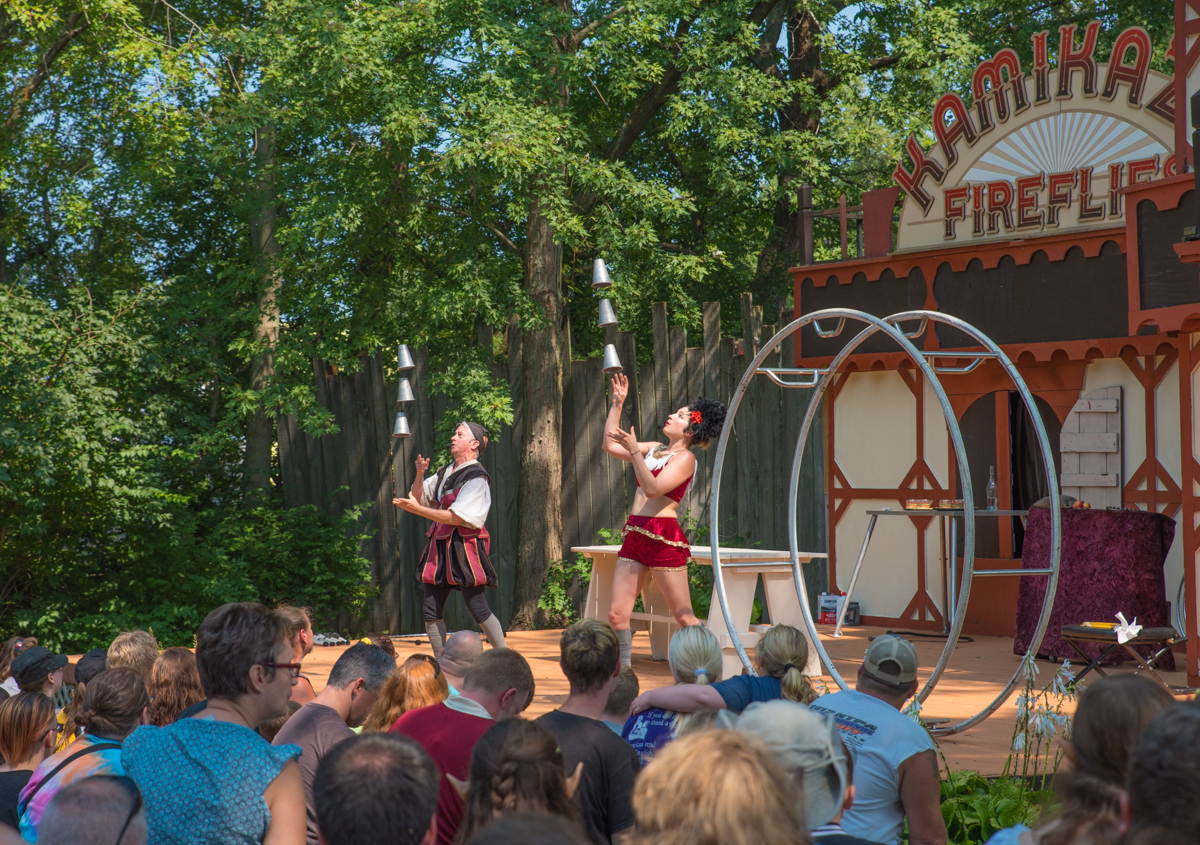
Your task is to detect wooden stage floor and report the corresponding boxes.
[301,624,1192,776]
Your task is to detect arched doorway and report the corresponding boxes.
[955,390,1062,635]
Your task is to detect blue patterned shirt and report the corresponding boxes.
[123,718,300,845]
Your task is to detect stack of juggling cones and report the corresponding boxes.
[392,344,415,438]
[594,258,622,373]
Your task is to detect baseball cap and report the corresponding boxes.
[722,700,849,829]
[863,633,919,687]
[10,646,69,686]
[74,648,109,684]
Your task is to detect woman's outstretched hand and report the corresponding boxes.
[607,425,639,458]
[610,372,629,406]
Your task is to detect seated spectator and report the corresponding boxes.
[463,813,590,845]
[273,642,395,845]
[0,694,56,828]
[0,639,37,699]
[60,649,108,747]
[1122,702,1200,845]
[727,700,879,845]
[455,719,584,843]
[808,634,945,845]
[362,655,449,734]
[18,668,149,841]
[276,604,317,704]
[147,648,203,727]
[259,700,301,743]
[106,632,159,686]
[537,619,641,845]
[121,602,305,845]
[37,775,147,845]
[314,733,438,845]
[982,674,1174,845]
[601,666,639,735]
[10,648,66,701]
[626,729,807,845]
[358,633,397,658]
[391,648,534,845]
[441,631,483,696]
[629,624,817,716]
[622,625,722,765]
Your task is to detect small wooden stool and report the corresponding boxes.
[1060,625,1187,694]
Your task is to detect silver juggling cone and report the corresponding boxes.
[598,298,617,328]
[392,412,411,438]
[602,343,623,373]
[592,258,612,288]
[396,377,415,403]
[397,344,415,371]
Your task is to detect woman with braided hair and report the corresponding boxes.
[603,373,726,666]
[452,719,584,844]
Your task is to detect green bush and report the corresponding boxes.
[938,770,1053,845]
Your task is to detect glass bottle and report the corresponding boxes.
[986,465,998,510]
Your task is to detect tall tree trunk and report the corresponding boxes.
[509,193,564,628]
[752,3,833,312]
[244,126,281,496]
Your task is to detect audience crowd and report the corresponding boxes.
[1,606,1199,845]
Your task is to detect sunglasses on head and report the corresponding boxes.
[413,654,441,678]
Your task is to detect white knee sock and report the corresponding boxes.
[479,614,506,649]
[425,620,446,659]
[617,628,633,666]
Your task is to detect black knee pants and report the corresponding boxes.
[423,583,492,624]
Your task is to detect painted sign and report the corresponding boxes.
[893,23,1175,251]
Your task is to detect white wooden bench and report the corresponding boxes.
[573,544,827,679]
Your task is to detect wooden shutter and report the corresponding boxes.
[1060,386,1122,507]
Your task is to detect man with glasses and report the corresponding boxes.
[273,643,395,845]
[393,421,506,657]
[36,775,146,845]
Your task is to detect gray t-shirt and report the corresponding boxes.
[809,690,935,845]
[273,702,353,845]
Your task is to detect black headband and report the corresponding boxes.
[460,421,489,451]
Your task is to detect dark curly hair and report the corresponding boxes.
[686,398,726,450]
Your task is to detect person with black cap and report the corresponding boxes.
[59,649,108,749]
[393,421,505,657]
[10,647,67,702]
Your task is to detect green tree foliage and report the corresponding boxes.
[0,0,1174,640]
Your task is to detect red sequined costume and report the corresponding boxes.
[617,450,693,572]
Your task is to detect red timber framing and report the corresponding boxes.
[791,224,1200,685]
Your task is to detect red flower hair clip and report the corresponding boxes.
[690,410,703,425]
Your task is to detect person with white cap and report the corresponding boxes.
[808,634,946,845]
[724,700,884,845]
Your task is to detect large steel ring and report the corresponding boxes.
[708,308,1062,736]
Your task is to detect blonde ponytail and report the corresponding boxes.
[757,625,818,705]
[667,626,722,686]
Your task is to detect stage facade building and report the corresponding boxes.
[791,6,1200,685]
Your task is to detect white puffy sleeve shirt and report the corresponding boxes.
[419,460,492,530]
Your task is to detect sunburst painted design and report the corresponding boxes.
[962,111,1167,182]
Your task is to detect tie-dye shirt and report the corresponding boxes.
[18,733,126,841]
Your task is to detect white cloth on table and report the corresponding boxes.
[420,459,491,529]
[809,690,936,845]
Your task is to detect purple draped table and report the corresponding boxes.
[1013,507,1176,670]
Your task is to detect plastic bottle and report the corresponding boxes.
[986,465,998,510]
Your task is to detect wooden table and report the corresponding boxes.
[573,545,827,679]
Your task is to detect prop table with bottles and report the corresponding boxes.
[573,544,826,679]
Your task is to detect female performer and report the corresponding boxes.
[604,373,726,666]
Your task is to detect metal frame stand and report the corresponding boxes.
[707,309,1062,736]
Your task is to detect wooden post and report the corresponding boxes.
[839,194,848,261]
[799,185,814,266]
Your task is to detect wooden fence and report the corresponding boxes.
[277,294,828,634]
